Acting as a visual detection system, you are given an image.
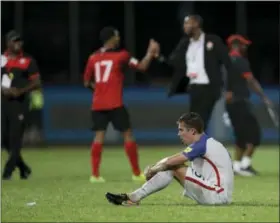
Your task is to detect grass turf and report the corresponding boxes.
[1,146,279,222]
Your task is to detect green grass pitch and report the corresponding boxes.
[1,146,279,222]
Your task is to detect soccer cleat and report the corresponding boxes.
[20,167,32,180]
[132,173,146,182]
[89,176,106,183]
[105,192,139,206]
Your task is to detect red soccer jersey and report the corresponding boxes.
[84,48,139,111]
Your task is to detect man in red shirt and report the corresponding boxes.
[84,26,159,183]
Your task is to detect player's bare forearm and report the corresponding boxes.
[137,53,154,72]
[21,78,41,94]
[247,76,266,99]
[149,154,188,175]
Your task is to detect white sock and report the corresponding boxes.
[241,156,251,169]
[128,170,173,202]
[233,161,241,172]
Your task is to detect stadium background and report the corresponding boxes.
[1,1,279,145]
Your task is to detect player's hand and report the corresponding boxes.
[144,164,156,181]
[2,88,15,97]
[225,91,233,103]
[5,87,24,98]
[147,39,160,58]
[2,88,11,96]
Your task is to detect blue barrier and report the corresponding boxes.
[43,86,279,144]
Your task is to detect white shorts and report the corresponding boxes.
[183,167,229,205]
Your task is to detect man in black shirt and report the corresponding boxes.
[225,34,272,176]
[1,30,41,180]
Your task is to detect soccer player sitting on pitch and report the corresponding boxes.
[83,26,160,183]
[106,112,234,205]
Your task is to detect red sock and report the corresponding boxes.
[91,142,103,177]
[124,141,141,176]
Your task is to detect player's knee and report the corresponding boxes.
[94,131,106,144]
[172,166,187,184]
[9,150,20,159]
[251,137,261,148]
[123,129,134,142]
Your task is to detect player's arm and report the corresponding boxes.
[151,153,187,172]
[83,55,95,90]
[135,52,155,72]
[240,59,270,103]
[148,145,206,176]
[15,58,41,96]
[127,39,159,72]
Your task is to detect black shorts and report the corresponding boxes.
[91,106,131,132]
[226,100,261,148]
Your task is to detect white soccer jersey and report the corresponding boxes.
[182,134,234,203]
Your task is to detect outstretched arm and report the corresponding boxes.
[239,58,271,104]
[245,74,271,104]
[127,39,160,72]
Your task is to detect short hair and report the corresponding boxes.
[177,112,204,133]
[99,26,118,44]
[6,30,22,42]
[186,14,203,28]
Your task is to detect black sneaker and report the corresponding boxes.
[105,192,139,206]
[20,167,32,180]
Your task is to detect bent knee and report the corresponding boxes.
[123,129,134,142]
[94,131,106,143]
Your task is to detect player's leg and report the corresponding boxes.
[239,105,261,175]
[1,108,31,179]
[105,165,229,206]
[226,101,251,176]
[1,105,9,152]
[110,106,143,181]
[90,110,109,183]
[2,110,29,180]
[226,102,245,174]
[106,166,185,206]
[184,167,229,205]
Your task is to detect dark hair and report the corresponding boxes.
[177,112,204,133]
[189,14,203,28]
[6,30,22,43]
[99,26,117,44]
